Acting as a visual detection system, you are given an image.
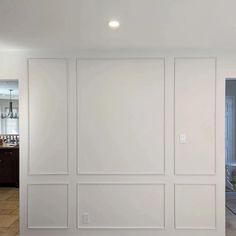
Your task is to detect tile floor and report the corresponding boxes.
[0,188,19,236]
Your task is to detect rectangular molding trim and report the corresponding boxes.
[174,57,217,176]
[77,182,165,229]
[76,57,166,176]
[28,58,69,175]
[174,184,216,230]
[27,183,69,229]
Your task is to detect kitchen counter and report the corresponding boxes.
[0,144,19,149]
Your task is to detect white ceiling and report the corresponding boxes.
[0,0,236,51]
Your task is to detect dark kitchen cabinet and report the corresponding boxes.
[0,148,19,187]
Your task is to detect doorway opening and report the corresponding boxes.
[225,79,236,236]
[0,80,19,236]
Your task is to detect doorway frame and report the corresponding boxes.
[0,78,20,234]
[224,78,236,236]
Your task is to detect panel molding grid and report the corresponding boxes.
[174,184,216,230]
[77,182,165,229]
[76,57,166,175]
[174,57,217,176]
[28,58,69,175]
[27,183,69,229]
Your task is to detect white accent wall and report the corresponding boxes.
[0,52,226,236]
[77,59,164,174]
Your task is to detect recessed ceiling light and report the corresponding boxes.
[108,20,120,29]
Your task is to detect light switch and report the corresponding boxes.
[82,212,89,224]
[179,134,187,144]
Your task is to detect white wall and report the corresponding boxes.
[0,51,226,236]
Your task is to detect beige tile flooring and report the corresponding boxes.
[0,188,19,236]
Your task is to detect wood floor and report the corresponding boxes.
[0,188,19,236]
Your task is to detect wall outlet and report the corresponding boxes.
[82,212,89,224]
[179,133,187,144]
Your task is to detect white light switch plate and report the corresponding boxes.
[82,212,89,224]
[179,134,187,144]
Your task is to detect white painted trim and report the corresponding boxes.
[27,183,69,229]
[77,182,165,229]
[77,172,165,175]
[174,183,217,230]
[77,226,165,229]
[174,57,217,176]
[76,57,166,176]
[27,58,69,175]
